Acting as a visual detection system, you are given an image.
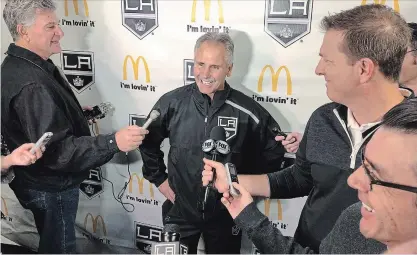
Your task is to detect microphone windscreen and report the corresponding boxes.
[163,224,180,233]
[149,110,160,120]
[210,126,226,141]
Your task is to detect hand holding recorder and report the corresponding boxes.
[202,158,253,219]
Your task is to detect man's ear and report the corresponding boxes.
[357,58,375,84]
[16,24,29,41]
[227,64,233,77]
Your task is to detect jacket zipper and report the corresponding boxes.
[204,116,208,136]
[333,109,381,170]
[333,109,356,169]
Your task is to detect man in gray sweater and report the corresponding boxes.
[202,98,417,254]
[202,4,415,253]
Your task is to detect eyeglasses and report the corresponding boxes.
[361,146,417,194]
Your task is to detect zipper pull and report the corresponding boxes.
[205,116,208,123]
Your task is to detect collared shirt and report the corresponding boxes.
[346,109,380,150]
[346,87,413,150]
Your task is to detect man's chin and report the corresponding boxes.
[359,219,376,239]
[197,83,214,94]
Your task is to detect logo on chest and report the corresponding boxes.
[218,116,238,141]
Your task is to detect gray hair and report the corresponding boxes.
[194,32,234,65]
[3,0,56,41]
[320,4,411,82]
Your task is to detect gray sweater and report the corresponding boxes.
[234,201,387,254]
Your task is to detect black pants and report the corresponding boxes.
[162,200,242,254]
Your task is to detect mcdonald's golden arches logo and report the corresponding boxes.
[123,55,151,82]
[361,0,400,12]
[191,0,224,23]
[128,173,155,199]
[264,198,283,221]
[1,197,8,216]
[258,65,292,95]
[64,0,89,17]
[84,213,107,236]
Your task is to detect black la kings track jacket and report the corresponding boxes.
[139,82,286,223]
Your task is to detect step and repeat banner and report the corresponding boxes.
[1,0,415,253]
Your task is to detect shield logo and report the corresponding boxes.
[79,168,103,199]
[183,59,195,85]
[122,0,159,40]
[232,225,241,236]
[264,0,314,48]
[60,51,95,94]
[218,116,238,141]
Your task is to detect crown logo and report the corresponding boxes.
[279,25,293,39]
[135,20,146,32]
[85,185,94,194]
[73,76,84,87]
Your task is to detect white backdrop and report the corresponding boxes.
[1,0,416,253]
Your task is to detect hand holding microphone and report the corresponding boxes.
[115,110,160,152]
[199,126,231,218]
[202,158,253,220]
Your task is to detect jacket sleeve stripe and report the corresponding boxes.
[225,100,260,124]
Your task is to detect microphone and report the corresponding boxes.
[83,102,115,121]
[200,126,230,219]
[202,126,230,161]
[271,127,297,144]
[151,224,188,254]
[142,110,160,129]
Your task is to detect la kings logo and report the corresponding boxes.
[61,50,95,93]
[80,168,103,199]
[122,0,158,40]
[264,0,314,48]
[183,59,195,85]
[218,116,238,141]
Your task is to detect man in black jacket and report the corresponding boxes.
[1,1,148,253]
[139,32,290,253]
[201,4,414,253]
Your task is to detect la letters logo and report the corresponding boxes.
[122,0,158,40]
[183,59,195,85]
[135,222,162,253]
[61,50,95,94]
[218,116,238,141]
[264,0,314,47]
[79,168,103,199]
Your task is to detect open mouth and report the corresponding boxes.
[201,80,214,86]
[362,202,375,213]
